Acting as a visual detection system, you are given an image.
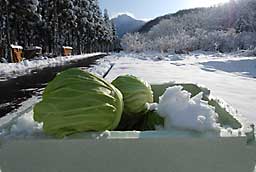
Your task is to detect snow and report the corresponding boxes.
[0,51,255,138]
[10,44,23,49]
[87,57,115,77]
[0,53,105,80]
[104,52,256,126]
[8,111,42,138]
[157,86,220,132]
[0,96,40,128]
[0,96,44,139]
[62,46,73,49]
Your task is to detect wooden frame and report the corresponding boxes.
[62,46,73,56]
[10,44,23,63]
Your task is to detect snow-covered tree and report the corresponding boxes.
[102,9,114,52]
[121,0,256,53]
[0,0,10,59]
[8,0,40,47]
[0,0,118,59]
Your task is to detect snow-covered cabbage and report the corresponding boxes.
[33,68,123,138]
[157,86,221,132]
[112,75,153,115]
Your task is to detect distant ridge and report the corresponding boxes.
[111,14,145,38]
[138,8,205,33]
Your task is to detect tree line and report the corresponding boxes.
[0,0,119,60]
[122,0,256,54]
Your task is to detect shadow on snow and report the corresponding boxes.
[200,59,256,79]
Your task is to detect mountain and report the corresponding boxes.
[138,8,205,33]
[111,14,145,38]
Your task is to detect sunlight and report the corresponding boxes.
[190,0,230,7]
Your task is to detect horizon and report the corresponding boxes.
[99,0,230,21]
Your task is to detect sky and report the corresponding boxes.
[99,0,229,21]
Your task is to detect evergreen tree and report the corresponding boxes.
[74,0,91,54]
[0,0,10,59]
[103,9,113,52]
[8,0,40,47]
[111,21,121,51]
[56,0,77,50]
[0,0,119,60]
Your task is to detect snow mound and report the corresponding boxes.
[157,86,221,132]
[0,111,43,139]
[9,111,42,137]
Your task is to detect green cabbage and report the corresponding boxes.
[33,68,123,138]
[112,75,153,115]
[142,111,164,130]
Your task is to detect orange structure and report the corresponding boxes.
[11,44,23,63]
[62,46,73,56]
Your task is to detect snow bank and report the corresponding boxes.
[0,53,104,80]
[9,111,42,137]
[0,96,44,139]
[0,111,43,139]
[157,86,221,132]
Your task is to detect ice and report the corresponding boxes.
[157,86,221,132]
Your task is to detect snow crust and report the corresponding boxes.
[157,86,220,132]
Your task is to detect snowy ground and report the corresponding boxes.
[0,53,105,80]
[103,51,256,125]
[0,51,256,138]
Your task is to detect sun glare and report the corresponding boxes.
[191,0,230,7]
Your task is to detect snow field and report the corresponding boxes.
[105,52,256,125]
[1,51,256,138]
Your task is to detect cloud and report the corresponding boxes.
[140,18,153,22]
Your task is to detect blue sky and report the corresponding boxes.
[99,0,229,21]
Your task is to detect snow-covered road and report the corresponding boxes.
[0,53,105,80]
[104,53,256,125]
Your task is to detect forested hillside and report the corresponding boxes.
[138,8,204,33]
[0,0,118,59]
[122,0,256,53]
